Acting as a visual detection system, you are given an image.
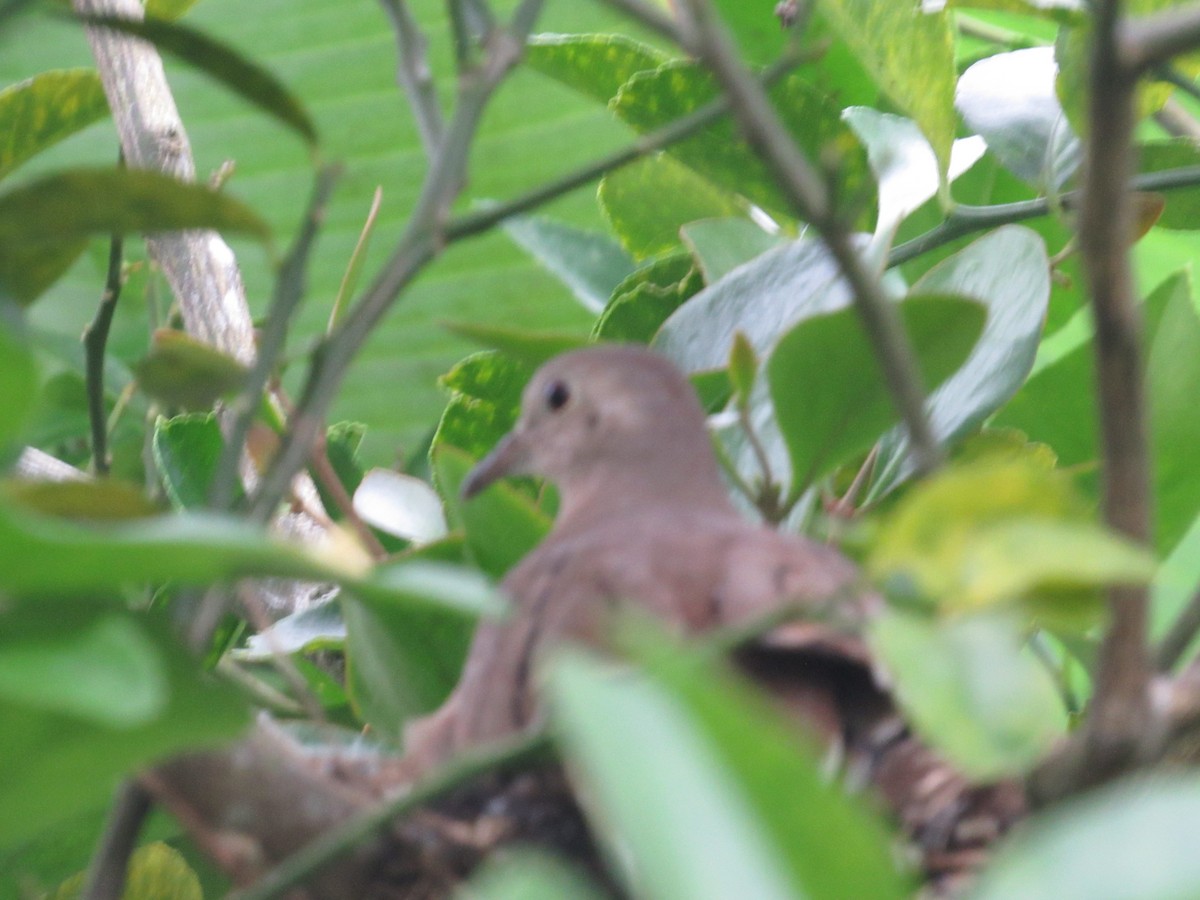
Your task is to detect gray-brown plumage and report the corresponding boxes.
[400,344,1023,885]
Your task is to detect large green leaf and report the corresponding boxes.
[768,294,986,490]
[870,226,1050,498]
[955,47,1080,191]
[0,168,270,305]
[0,608,248,846]
[655,236,864,372]
[869,610,1066,779]
[818,0,956,178]
[433,443,550,579]
[430,351,532,473]
[0,301,37,445]
[502,215,635,313]
[611,63,871,219]
[525,32,670,104]
[598,152,745,259]
[0,69,109,182]
[592,251,702,343]
[869,456,1155,613]
[550,639,907,900]
[342,560,499,738]
[152,412,225,509]
[679,218,783,283]
[975,775,1200,899]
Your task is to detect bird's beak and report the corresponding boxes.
[461,430,530,499]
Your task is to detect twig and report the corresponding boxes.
[209,164,342,512]
[1157,582,1200,671]
[82,225,124,476]
[82,781,152,900]
[675,0,943,477]
[379,0,444,159]
[888,164,1200,267]
[1121,0,1200,73]
[445,55,797,241]
[308,429,389,559]
[227,731,553,900]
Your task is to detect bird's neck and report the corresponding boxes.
[552,451,736,533]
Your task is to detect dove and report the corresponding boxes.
[401,344,1023,883]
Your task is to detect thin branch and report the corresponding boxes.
[209,164,342,512]
[227,732,553,900]
[1077,0,1154,787]
[82,226,124,476]
[1121,0,1200,74]
[1157,582,1200,671]
[82,781,152,900]
[888,164,1200,267]
[247,5,543,524]
[675,0,943,477]
[379,0,444,159]
[445,55,798,241]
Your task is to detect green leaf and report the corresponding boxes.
[550,640,907,900]
[352,469,447,545]
[956,48,1080,191]
[0,612,248,846]
[0,69,109,182]
[79,13,316,145]
[975,774,1200,899]
[599,153,745,260]
[842,108,986,246]
[433,444,550,579]
[870,226,1051,498]
[0,301,37,445]
[152,412,225,509]
[525,32,670,104]
[996,270,1200,555]
[144,0,203,19]
[0,607,167,726]
[431,351,532,471]
[1145,270,1200,555]
[466,852,606,900]
[818,0,956,178]
[440,321,590,367]
[868,457,1153,612]
[0,168,270,305]
[4,479,161,521]
[592,251,703,344]
[0,501,346,597]
[342,561,498,737]
[680,218,783,283]
[1141,139,1200,230]
[503,215,636,313]
[727,331,757,407]
[51,841,202,900]
[768,294,986,490]
[655,236,865,372]
[612,64,871,219]
[869,610,1066,779]
[135,329,249,411]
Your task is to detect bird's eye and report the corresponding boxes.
[544,380,570,412]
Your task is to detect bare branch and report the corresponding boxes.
[82,781,152,900]
[82,224,124,476]
[73,0,256,365]
[1157,582,1200,671]
[1121,1,1200,73]
[379,0,444,159]
[227,732,551,900]
[673,0,944,477]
